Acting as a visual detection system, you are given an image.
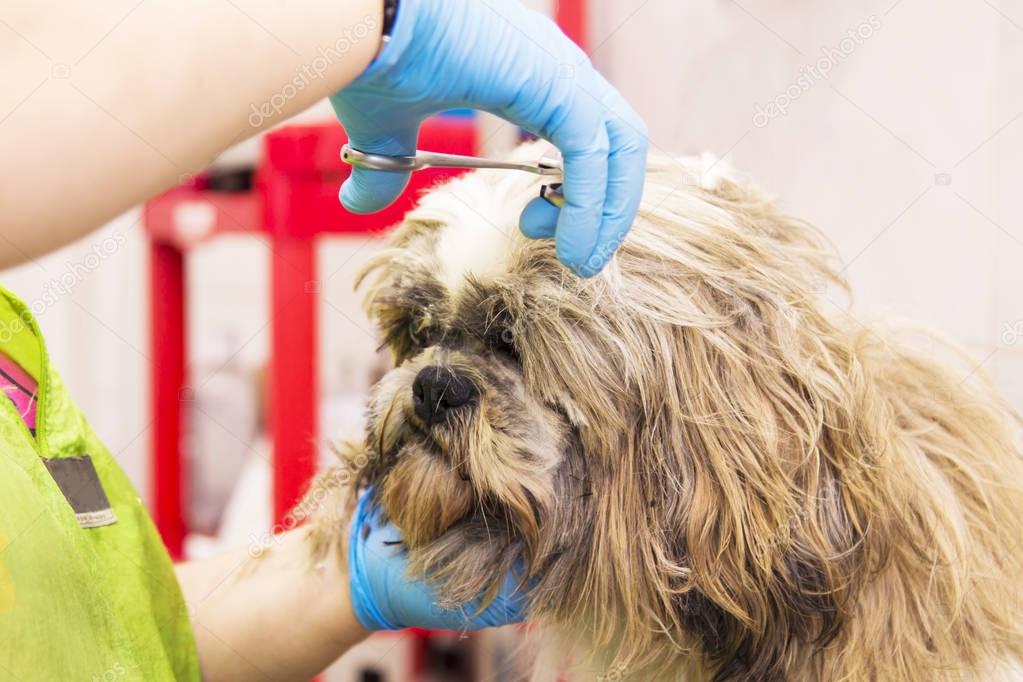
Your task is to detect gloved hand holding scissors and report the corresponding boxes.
[331,0,649,277]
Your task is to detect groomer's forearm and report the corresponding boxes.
[0,0,382,268]
[175,527,369,682]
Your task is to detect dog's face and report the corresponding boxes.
[353,151,605,587]
[362,277,578,560]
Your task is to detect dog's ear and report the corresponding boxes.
[576,298,897,678]
[551,181,897,676]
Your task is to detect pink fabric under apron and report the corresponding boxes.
[0,352,38,434]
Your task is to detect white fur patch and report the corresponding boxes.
[678,152,734,190]
[421,169,533,296]
[696,152,734,188]
[409,144,555,297]
[435,215,515,295]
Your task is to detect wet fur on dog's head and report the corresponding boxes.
[316,142,1023,680]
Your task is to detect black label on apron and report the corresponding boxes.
[42,455,118,528]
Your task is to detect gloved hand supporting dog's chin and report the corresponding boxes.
[329,0,649,277]
[347,487,528,631]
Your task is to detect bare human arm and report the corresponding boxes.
[0,0,383,269]
[2,0,649,276]
[174,528,369,682]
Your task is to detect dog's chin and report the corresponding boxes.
[378,440,475,547]
[371,410,478,548]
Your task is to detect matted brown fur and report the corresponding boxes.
[310,144,1023,681]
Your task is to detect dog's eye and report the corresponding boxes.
[378,313,434,364]
[408,315,432,348]
[489,326,520,362]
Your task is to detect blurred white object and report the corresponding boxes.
[186,330,259,535]
[172,201,217,247]
[185,434,271,560]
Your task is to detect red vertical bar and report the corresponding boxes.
[270,236,318,523]
[149,240,187,560]
[408,628,432,679]
[556,0,589,51]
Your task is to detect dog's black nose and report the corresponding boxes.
[412,365,477,426]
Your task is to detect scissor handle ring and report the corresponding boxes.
[341,144,420,172]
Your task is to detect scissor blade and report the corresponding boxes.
[341,144,562,176]
[415,151,562,175]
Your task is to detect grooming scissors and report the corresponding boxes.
[340,144,566,207]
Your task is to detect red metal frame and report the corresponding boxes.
[556,0,589,52]
[148,241,187,557]
[268,235,318,520]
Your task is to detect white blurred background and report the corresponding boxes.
[2,0,1021,679]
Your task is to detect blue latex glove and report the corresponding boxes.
[330,0,649,277]
[347,487,528,631]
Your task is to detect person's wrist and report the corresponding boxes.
[327,539,372,645]
[297,527,372,653]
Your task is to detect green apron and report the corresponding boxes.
[0,287,199,681]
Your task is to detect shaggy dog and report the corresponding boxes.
[311,143,1023,681]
